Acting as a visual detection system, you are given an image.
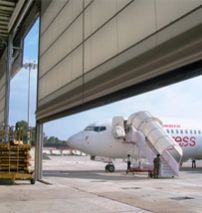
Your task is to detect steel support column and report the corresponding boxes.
[4,34,13,141]
[35,122,43,180]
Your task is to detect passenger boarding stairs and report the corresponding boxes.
[139,135,179,177]
[127,111,183,177]
[112,111,183,177]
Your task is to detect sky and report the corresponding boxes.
[9,18,202,140]
[9,19,39,127]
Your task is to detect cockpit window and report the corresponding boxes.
[84,125,106,132]
[84,125,95,131]
[94,126,106,132]
[100,126,106,131]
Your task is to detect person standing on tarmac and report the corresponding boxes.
[126,154,131,174]
[153,154,161,178]
[192,159,196,168]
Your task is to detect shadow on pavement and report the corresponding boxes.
[180,166,202,173]
[43,169,150,181]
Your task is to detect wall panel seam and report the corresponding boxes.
[0,96,5,103]
[39,43,82,80]
[40,0,70,37]
[38,3,202,104]
[38,76,81,103]
[0,92,5,102]
[83,0,134,43]
[81,5,202,76]
[0,84,5,92]
[38,21,202,103]
[0,108,4,114]
[39,0,135,79]
[40,0,95,57]
[82,0,85,103]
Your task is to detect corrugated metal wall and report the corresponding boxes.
[37,0,202,121]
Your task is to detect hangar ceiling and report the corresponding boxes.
[0,0,38,126]
[0,0,19,57]
[0,0,39,78]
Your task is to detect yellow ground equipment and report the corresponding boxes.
[0,144,35,184]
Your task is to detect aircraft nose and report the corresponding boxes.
[67,132,83,149]
[67,135,77,148]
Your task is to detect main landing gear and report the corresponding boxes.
[105,163,115,172]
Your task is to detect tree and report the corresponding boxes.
[15,120,36,145]
[15,120,28,142]
[43,135,68,148]
[14,120,67,147]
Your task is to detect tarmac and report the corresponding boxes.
[1,155,202,213]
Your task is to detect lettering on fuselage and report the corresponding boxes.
[163,123,197,147]
[164,124,181,128]
[172,136,196,147]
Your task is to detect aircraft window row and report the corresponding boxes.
[166,129,201,135]
[84,126,106,132]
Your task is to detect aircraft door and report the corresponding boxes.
[112,116,126,139]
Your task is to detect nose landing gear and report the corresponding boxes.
[105,163,115,172]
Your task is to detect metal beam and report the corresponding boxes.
[0,1,15,7]
[0,25,8,30]
[0,30,7,33]
[0,11,11,16]
[0,16,9,21]
[0,20,9,25]
[0,33,7,37]
[8,0,26,33]
[0,6,15,12]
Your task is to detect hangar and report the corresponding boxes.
[0,0,201,180]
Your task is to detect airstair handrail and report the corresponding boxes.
[128,111,182,156]
[161,149,180,176]
[127,111,183,176]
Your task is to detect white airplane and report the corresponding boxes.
[67,111,201,176]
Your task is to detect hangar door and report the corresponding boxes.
[37,0,202,122]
